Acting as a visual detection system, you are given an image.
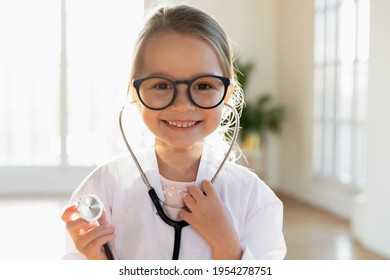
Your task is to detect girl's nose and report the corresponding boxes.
[170,84,195,111]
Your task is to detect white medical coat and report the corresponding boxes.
[63,144,286,260]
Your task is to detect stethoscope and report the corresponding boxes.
[78,102,239,260]
[77,194,115,260]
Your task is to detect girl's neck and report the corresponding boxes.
[155,142,203,182]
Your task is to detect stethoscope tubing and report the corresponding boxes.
[119,102,240,260]
[148,188,188,260]
[103,243,115,260]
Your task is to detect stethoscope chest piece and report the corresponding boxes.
[78,195,103,223]
[77,194,115,260]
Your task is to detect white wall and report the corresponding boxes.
[275,0,316,203]
[352,0,390,259]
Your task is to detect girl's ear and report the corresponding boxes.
[223,84,234,103]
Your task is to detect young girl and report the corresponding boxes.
[61,4,286,260]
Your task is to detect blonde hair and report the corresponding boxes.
[128,4,243,161]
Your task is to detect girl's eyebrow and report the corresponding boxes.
[143,71,172,78]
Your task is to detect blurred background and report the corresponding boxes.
[0,0,389,260]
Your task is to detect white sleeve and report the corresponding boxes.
[240,199,286,260]
[233,172,286,260]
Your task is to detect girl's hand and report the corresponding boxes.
[61,204,116,260]
[179,180,242,260]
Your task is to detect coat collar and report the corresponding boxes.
[134,140,225,202]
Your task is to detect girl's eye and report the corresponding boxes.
[154,83,171,90]
[195,83,212,90]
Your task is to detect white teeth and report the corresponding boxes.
[167,121,197,128]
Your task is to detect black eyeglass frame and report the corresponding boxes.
[132,74,231,110]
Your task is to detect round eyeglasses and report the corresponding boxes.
[132,74,230,110]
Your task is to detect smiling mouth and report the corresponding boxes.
[165,120,199,128]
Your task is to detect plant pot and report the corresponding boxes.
[242,131,261,151]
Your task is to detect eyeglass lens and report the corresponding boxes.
[137,76,227,109]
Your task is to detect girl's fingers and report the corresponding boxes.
[186,181,217,202]
[183,192,196,209]
[201,180,217,197]
[179,208,191,221]
[75,225,115,253]
[63,203,95,241]
[82,233,116,260]
[61,203,78,223]
[66,218,95,239]
[183,181,218,214]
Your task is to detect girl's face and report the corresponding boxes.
[134,32,229,151]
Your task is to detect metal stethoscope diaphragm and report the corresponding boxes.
[77,195,115,260]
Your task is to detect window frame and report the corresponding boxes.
[313,0,369,189]
[0,0,143,195]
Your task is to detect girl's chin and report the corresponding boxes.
[155,139,204,151]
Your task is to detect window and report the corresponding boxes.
[0,0,143,167]
[313,0,370,187]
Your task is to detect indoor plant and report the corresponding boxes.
[236,61,285,150]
